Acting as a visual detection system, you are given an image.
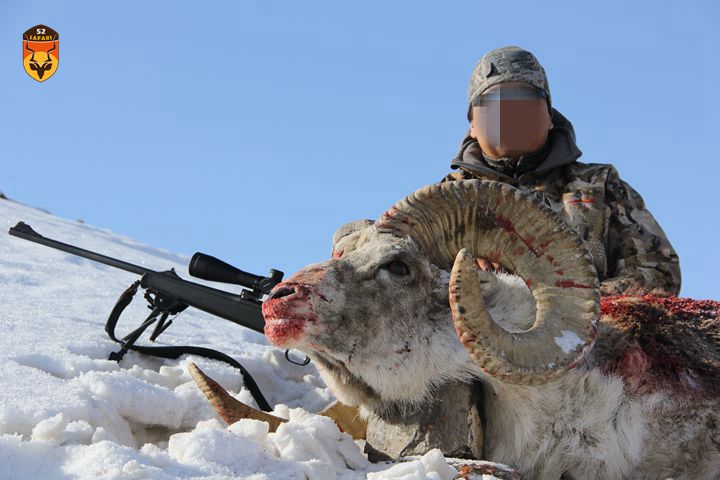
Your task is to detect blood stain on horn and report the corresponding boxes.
[460,332,477,345]
[382,206,410,224]
[488,250,502,262]
[494,214,542,257]
[555,280,593,289]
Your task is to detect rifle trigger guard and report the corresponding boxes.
[285,349,311,366]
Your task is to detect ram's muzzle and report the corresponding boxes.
[262,264,332,346]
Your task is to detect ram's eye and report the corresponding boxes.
[383,260,410,276]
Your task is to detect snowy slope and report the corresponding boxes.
[0,197,506,480]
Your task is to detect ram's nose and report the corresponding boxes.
[267,285,296,300]
[267,282,312,300]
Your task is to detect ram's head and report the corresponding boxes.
[262,180,600,412]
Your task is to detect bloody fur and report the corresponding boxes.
[262,266,330,344]
[597,295,720,398]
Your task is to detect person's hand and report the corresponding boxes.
[474,257,508,274]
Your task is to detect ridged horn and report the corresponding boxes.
[189,363,368,438]
[376,180,599,385]
[188,363,286,431]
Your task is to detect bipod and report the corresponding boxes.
[105,277,189,362]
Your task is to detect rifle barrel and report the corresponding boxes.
[8,222,152,276]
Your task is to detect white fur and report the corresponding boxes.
[284,230,720,479]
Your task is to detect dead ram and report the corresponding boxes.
[195,180,720,479]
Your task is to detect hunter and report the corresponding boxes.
[443,46,680,296]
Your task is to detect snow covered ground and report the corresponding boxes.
[0,197,506,479]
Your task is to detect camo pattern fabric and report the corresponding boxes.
[441,164,681,297]
[467,46,552,108]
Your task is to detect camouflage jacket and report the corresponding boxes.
[443,109,681,296]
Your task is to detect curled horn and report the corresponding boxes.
[46,41,56,56]
[376,180,599,385]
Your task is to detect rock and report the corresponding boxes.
[364,380,484,462]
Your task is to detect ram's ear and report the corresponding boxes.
[331,220,374,258]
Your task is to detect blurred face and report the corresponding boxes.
[470,81,553,159]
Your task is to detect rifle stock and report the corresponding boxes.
[140,271,266,333]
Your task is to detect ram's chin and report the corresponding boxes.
[264,317,308,347]
[309,352,438,415]
[262,293,320,347]
[308,352,387,411]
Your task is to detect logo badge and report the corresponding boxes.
[23,25,59,82]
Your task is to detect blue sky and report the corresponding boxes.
[2,0,718,299]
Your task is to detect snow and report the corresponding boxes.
[0,197,506,479]
[553,330,583,355]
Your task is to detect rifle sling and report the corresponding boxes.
[105,281,273,412]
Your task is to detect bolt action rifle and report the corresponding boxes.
[8,221,287,411]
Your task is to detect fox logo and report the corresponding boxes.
[23,25,59,82]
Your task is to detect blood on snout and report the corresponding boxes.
[263,275,326,345]
[263,298,308,332]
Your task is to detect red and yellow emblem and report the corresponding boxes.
[23,25,59,82]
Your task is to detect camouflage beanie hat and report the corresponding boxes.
[467,46,551,117]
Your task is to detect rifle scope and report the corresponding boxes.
[189,253,283,295]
